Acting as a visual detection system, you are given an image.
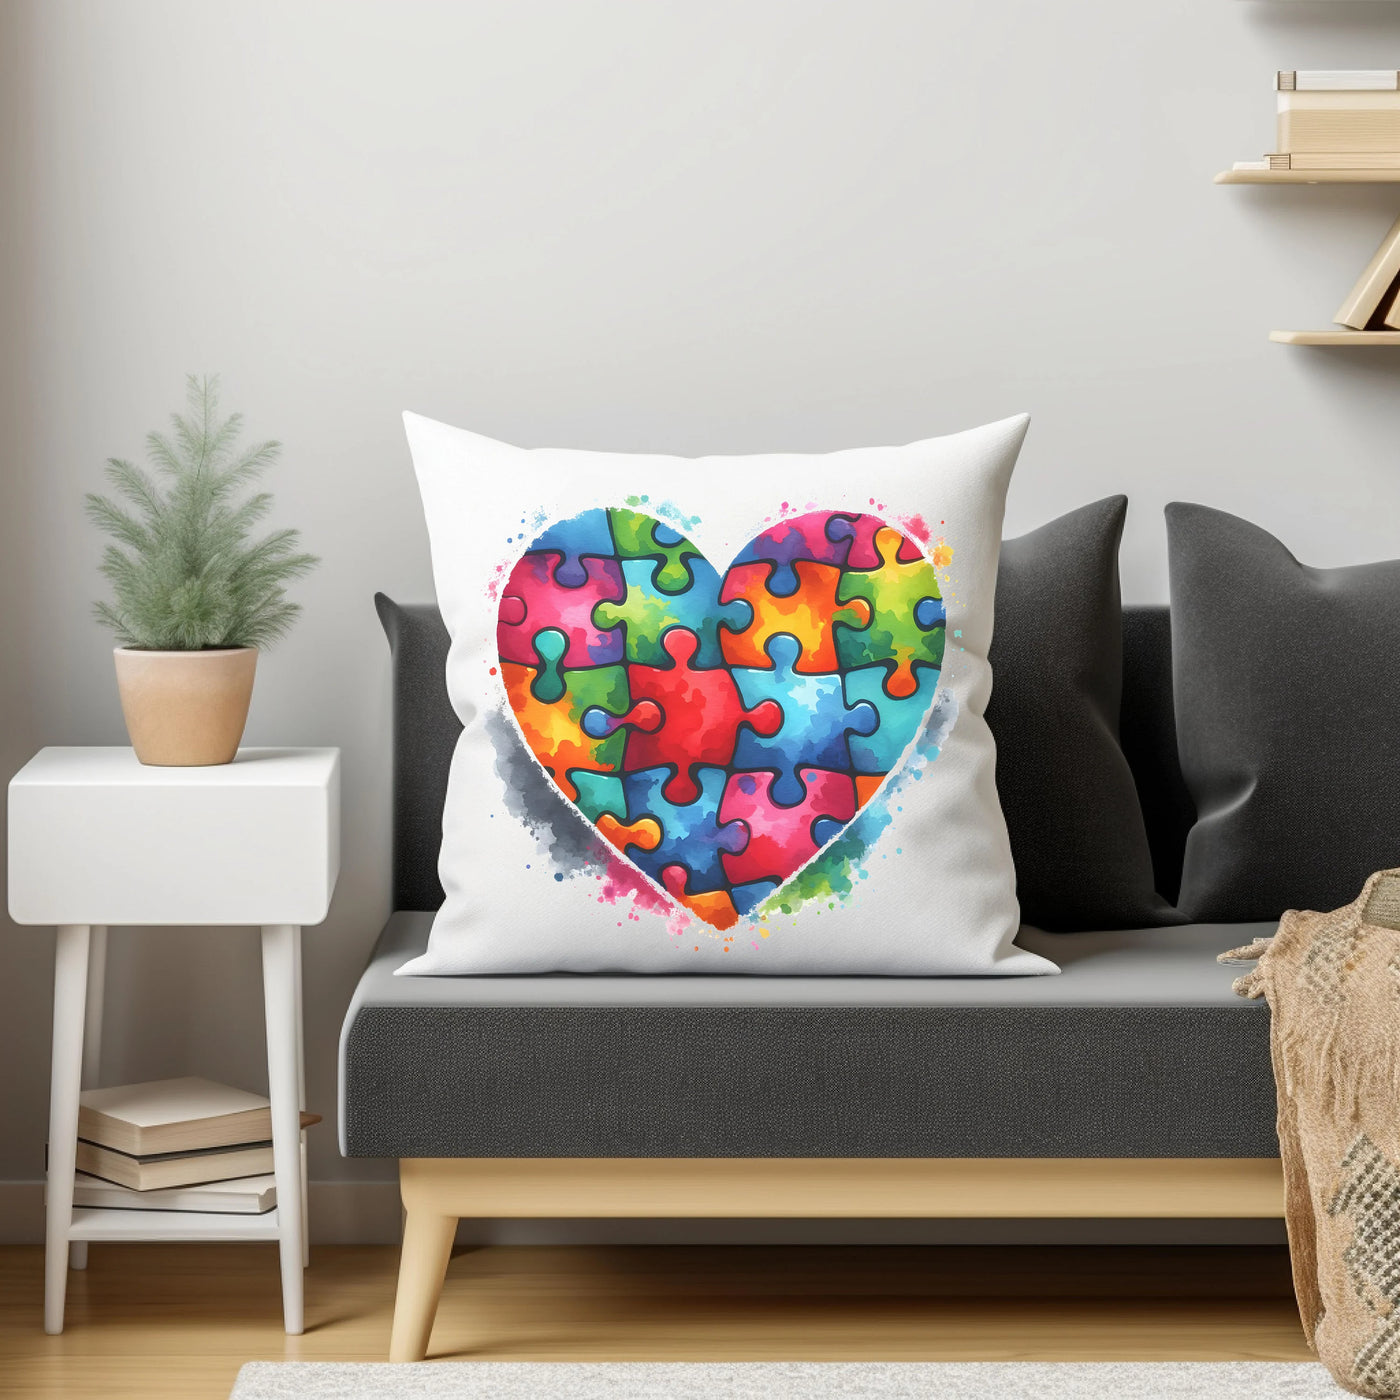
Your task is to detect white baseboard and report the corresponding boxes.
[0,1179,1286,1247]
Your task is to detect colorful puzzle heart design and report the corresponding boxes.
[496,507,947,930]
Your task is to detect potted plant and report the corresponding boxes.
[86,375,317,766]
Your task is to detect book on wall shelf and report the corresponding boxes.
[56,1077,319,1199]
[1266,213,1400,345]
[1277,72,1400,93]
[1223,70,1400,181]
[1268,152,1400,170]
[1383,285,1400,331]
[1334,211,1400,329]
[1277,99,1400,155]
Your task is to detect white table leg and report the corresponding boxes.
[262,923,304,1335]
[69,925,106,1272]
[46,924,90,1334]
[294,926,308,1269]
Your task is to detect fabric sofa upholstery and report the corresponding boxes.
[340,912,1274,1159]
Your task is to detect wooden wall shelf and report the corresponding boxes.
[1216,168,1400,185]
[1270,329,1400,345]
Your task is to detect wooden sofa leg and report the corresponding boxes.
[389,1208,457,1362]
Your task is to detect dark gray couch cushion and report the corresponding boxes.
[340,913,1275,1158]
[1168,503,1400,922]
[987,498,1179,930]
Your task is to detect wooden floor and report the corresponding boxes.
[0,1243,1310,1399]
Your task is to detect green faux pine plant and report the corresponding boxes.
[86,376,317,651]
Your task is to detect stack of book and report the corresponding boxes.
[1233,70,1400,174]
[66,1077,318,1214]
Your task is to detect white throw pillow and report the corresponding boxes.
[398,411,1054,977]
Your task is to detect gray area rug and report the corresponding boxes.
[230,1361,1345,1399]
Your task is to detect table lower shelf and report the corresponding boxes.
[68,1205,282,1242]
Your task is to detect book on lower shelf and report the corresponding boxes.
[74,1138,278,1191]
[60,1076,320,1196]
[68,1109,318,1191]
[78,1077,297,1156]
[69,1171,277,1214]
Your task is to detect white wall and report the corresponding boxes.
[3,0,1398,1242]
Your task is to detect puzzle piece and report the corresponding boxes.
[622,629,782,804]
[592,557,752,669]
[581,698,662,740]
[730,511,857,595]
[915,596,944,630]
[622,765,749,894]
[730,879,778,917]
[827,514,926,569]
[608,507,700,594]
[527,628,569,703]
[719,768,857,889]
[501,660,632,803]
[842,663,941,773]
[527,510,618,587]
[497,551,625,668]
[731,634,878,805]
[569,772,627,825]
[661,866,739,931]
[824,514,885,571]
[835,527,944,698]
[719,560,871,674]
[597,812,662,856]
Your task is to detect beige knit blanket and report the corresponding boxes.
[1223,868,1400,1399]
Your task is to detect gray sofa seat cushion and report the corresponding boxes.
[340,914,1276,1161]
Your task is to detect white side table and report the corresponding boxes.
[7,747,340,1336]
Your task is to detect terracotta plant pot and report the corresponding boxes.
[113,647,258,766]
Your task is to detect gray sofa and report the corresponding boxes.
[338,598,1279,1359]
[340,601,1275,1162]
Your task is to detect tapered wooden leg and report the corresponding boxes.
[261,923,304,1335]
[69,926,106,1273]
[389,1207,457,1362]
[46,925,90,1334]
